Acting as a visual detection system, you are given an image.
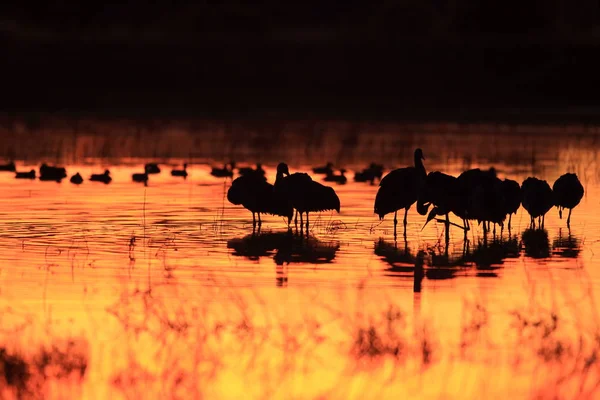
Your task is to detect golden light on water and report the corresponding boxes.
[0,122,599,399]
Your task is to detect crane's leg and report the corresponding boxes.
[403,208,408,239]
[508,214,512,233]
[252,212,256,230]
[258,213,262,227]
[300,212,304,235]
[393,210,398,239]
[306,212,310,233]
[559,207,563,219]
[567,208,572,228]
[493,223,496,237]
[445,213,450,244]
[542,214,545,229]
[294,211,298,227]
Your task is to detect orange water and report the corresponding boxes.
[0,123,599,399]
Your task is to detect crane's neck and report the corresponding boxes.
[414,153,426,177]
[276,171,285,185]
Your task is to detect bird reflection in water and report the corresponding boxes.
[375,238,415,277]
[227,230,340,286]
[521,228,551,259]
[471,236,519,277]
[552,229,582,259]
[374,238,425,293]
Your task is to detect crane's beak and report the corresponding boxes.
[421,208,438,231]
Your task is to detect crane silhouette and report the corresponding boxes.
[275,163,340,233]
[552,172,584,228]
[227,174,294,230]
[374,148,426,238]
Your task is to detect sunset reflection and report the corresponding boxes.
[0,121,598,399]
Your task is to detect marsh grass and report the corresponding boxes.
[0,338,88,399]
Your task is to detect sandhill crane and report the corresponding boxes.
[552,173,584,228]
[275,163,340,232]
[227,174,294,229]
[374,148,426,238]
[521,177,553,229]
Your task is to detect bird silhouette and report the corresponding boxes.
[502,178,521,231]
[0,162,16,172]
[238,163,266,180]
[354,163,384,184]
[552,173,584,228]
[211,162,235,178]
[132,166,149,186]
[15,169,35,179]
[39,164,67,182]
[521,177,553,229]
[275,163,340,232]
[144,163,161,174]
[227,174,294,229]
[375,148,426,238]
[324,169,347,184]
[70,173,83,185]
[90,170,112,184]
[312,162,334,175]
[171,164,188,178]
[418,171,468,242]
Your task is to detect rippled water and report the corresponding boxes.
[1,121,600,399]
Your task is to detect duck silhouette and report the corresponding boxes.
[39,164,67,182]
[324,169,347,184]
[15,169,35,179]
[354,163,384,184]
[70,173,83,185]
[375,148,426,238]
[132,166,149,186]
[211,162,235,178]
[171,164,188,178]
[0,161,16,172]
[312,162,334,175]
[238,163,266,180]
[144,163,161,174]
[90,170,112,184]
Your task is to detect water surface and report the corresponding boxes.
[0,122,599,399]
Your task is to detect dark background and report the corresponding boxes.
[3,1,600,120]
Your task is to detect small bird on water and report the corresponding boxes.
[70,173,83,185]
[171,163,188,178]
[90,170,112,184]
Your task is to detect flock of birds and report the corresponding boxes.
[0,152,584,240]
[0,162,188,185]
[225,148,585,239]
